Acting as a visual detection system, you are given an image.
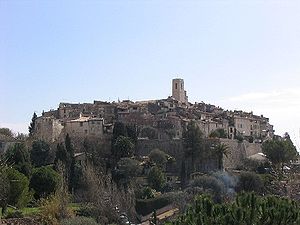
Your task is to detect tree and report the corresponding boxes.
[5,143,32,177]
[262,134,298,170]
[111,122,138,165]
[117,157,141,178]
[0,128,14,137]
[82,165,136,224]
[209,129,227,138]
[31,140,53,167]
[6,167,32,208]
[147,166,165,191]
[213,143,229,171]
[28,112,37,136]
[0,158,10,214]
[54,134,75,191]
[114,158,141,185]
[183,121,204,172]
[113,136,134,160]
[165,193,300,225]
[30,166,61,199]
[148,149,168,168]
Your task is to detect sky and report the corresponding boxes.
[0,0,299,149]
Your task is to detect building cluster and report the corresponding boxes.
[33,78,274,144]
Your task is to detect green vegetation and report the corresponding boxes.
[30,140,53,167]
[6,167,32,209]
[262,133,298,170]
[165,192,300,225]
[5,142,32,177]
[148,166,166,191]
[236,172,263,194]
[28,112,37,136]
[183,121,204,172]
[149,148,169,168]
[209,129,227,138]
[30,166,61,199]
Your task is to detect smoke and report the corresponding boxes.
[212,171,238,197]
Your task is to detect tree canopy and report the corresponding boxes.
[31,140,53,167]
[183,121,204,172]
[147,166,165,191]
[148,149,169,168]
[6,142,32,177]
[262,134,298,169]
[30,166,61,199]
[28,112,37,136]
[113,136,135,160]
[6,167,32,208]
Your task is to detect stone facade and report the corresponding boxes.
[172,78,188,104]
[32,78,274,171]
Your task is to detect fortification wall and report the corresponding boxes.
[221,139,262,169]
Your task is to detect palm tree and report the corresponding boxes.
[214,143,229,171]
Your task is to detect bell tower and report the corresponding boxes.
[172,78,188,104]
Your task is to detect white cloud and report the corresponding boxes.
[216,88,300,150]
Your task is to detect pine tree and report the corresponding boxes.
[28,112,37,136]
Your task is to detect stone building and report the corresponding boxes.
[32,78,274,164]
[35,116,64,142]
[64,114,104,138]
[172,78,188,104]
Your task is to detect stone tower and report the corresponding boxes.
[172,78,188,104]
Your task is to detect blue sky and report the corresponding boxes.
[0,0,299,148]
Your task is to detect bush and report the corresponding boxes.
[136,194,172,216]
[75,204,98,220]
[165,192,300,225]
[191,176,225,202]
[139,187,155,199]
[236,172,263,194]
[148,149,168,168]
[30,166,61,199]
[147,166,166,191]
[60,216,98,225]
[7,167,32,208]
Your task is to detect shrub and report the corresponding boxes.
[30,166,61,199]
[147,166,166,191]
[136,194,172,216]
[60,216,98,225]
[38,193,73,225]
[140,187,155,199]
[236,172,263,194]
[75,204,98,220]
[6,167,32,208]
[190,176,225,202]
[165,192,300,225]
[148,149,168,168]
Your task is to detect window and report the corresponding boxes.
[80,122,83,127]
[181,83,183,89]
[175,83,178,89]
[85,130,88,134]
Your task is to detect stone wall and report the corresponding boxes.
[221,139,262,170]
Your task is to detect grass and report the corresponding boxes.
[0,203,80,218]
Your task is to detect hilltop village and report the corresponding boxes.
[2,79,300,225]
[33,78,274,171]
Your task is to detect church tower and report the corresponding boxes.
[172,78,188,104]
